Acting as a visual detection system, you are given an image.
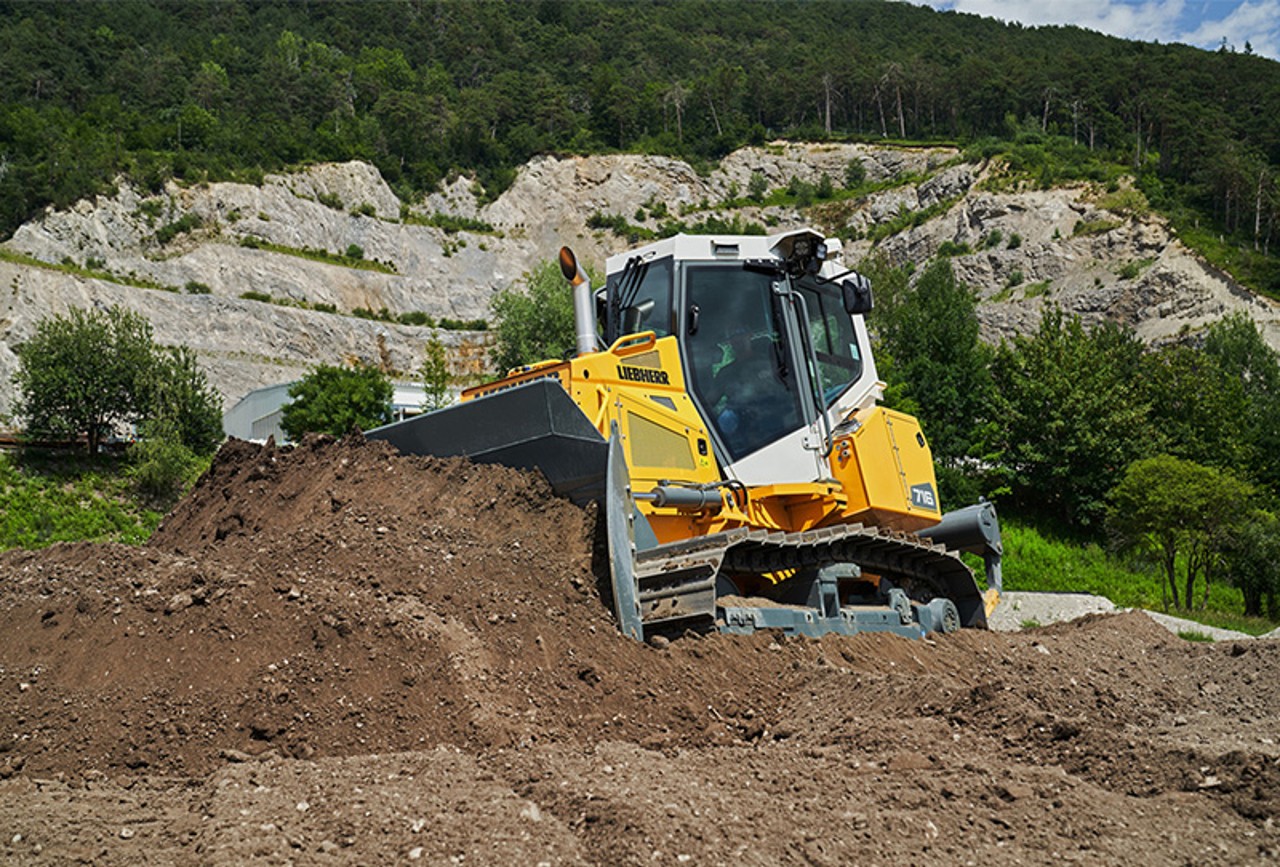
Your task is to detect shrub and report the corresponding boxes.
[844,160,867,188]
[154,212,204,245]
[438,317,487,331]
[128,418,204,506]
[345,244,365,260]
[184,280,212,294]
[1116,258,1154,280]
[280,363,393,440]
[397,311,436,327]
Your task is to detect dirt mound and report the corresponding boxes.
[1,435,1278,864]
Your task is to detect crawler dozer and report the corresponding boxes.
[369,229,1002,640]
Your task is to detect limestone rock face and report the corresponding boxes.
[2,146,1277,423]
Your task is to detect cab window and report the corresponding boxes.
[604,257,673,339]
[797,277,863,406]
[684,265,805,462]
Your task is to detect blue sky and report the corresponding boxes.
[909,1,1280,60]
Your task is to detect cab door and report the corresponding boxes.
[681,263,823,483]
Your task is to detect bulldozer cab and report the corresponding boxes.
[602,230,879,484]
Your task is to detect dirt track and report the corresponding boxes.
[1,435,1277,865]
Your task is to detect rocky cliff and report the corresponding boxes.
[2,142,1276,421]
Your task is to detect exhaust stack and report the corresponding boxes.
[559,246,597,356]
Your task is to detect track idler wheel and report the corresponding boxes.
[915,598,961,635]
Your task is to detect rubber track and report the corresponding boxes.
[634,522,985,627]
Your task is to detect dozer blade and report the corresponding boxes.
[367,379,609,506]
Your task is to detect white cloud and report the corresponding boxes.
[925,0,1187,41]
[915,0,1280,59]
[1181,0,1280,58]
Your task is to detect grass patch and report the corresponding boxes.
[1024,280,1052,298]
[587,211,767,244]
[1115,258,1155,280]
[1096,187,1150,218]
[1073,218,1122,237]
[0,452,164,551]
[0,247,177,292]
[1177,629,1214,643]
[233,290,485,329]
[351,307,486,330]
[1002,520,1278,636]
[237,236,397,274]
[1168,223,1280,301]
[968,136,1127,193]
[402,210,500,235]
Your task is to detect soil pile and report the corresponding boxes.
[1,435,1278,865]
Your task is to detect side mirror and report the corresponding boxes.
[621,298,656,335]
[842,275,873,316]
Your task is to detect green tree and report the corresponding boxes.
[1203,312,1280,490]
[1221,511,1280,618]
[845,159,867,188]
[420,330,452,411]
[280,364,393,440]
[1107,454,1254,611]
[1140,343,1249,470]
[990,307,1153,528]
[874,259,995,506]
[13,305,158,454]
[150,345,224,455]
[489,259,578,373]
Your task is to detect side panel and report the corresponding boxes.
[568,334,720,491]
[831,407,942,532]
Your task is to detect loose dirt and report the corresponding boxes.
[0,435,1277,865]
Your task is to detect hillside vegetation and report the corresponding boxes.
[1,0,1278,292]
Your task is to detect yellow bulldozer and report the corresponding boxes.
[369,229,1001,640]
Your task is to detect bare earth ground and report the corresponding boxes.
[0,435,1277,865]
